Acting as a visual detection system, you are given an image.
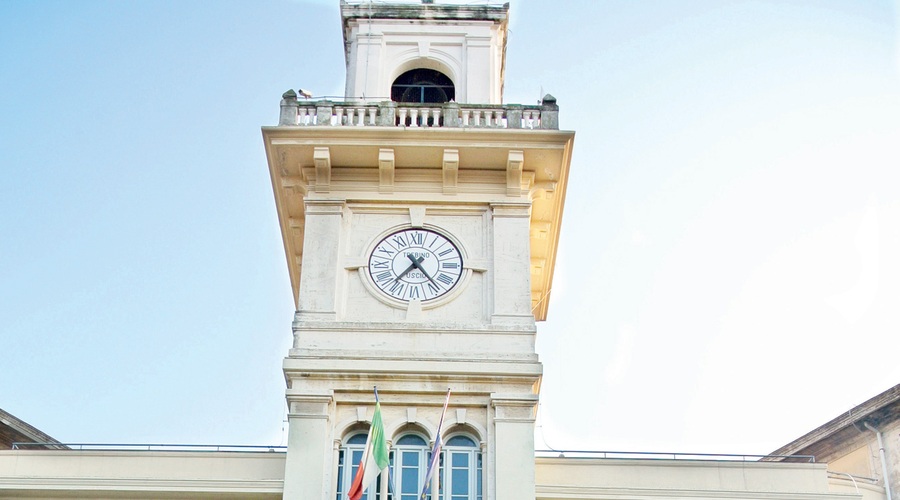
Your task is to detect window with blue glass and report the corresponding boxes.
[337,433,384,500]
[393,434,428,500]
[440,435,482,500]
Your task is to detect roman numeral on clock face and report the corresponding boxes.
[388,281,405,296]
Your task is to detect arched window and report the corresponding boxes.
[337,433,384,500]
[393,433,429,500]
[391,69,455,104]
[440,435,482,500]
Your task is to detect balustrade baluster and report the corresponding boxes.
[431,109,441,127]
[410,108,420,127]
[399,108,408,126]
[368,108,377,126]
[462,110,471,126]
[335,107,345,126]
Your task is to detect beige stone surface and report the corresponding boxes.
[0,450,284,499]
[536,458,858,500]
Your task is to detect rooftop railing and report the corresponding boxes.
[11,442,286,453]
[278,90,560,130]
[534,449,816,462]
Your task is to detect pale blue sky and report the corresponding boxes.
[2,0,898,455]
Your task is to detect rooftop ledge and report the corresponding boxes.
[278,90,560,130]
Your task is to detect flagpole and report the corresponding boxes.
[374,386,394,500]
[349,387,390,500]
[421,388,452,500]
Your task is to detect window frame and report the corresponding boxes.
[337,432,383,500]
[392,433,430,500]
[439,434,482,500]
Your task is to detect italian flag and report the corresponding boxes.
[348,401,390,500]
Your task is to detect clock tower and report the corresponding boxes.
[262,2,574,499]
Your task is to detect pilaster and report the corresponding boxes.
[297,200,345,322]
[283,391,334,500]
[490,202,534,326]
[491,393,539,500]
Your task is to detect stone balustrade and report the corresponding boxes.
[278,90,560,130]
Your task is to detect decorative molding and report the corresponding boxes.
[491,202,531,218]
[531,181,557,200]
[506,150,524,197]
[530,221,550,241]
[531,258,546,276]
[286,392,333,419]
[304,199,344,215]
[313,147,331,193]
[378,148,394,193]
[409,206,426,227]
[464,260,488,272]
[491,394,539,422]
[406,298,423,321]
[442,149,459,194]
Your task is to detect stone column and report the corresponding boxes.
[316,100,334,126]
[539,95,559,130]
[377,101,397,127]
[297,200,344,322]
[490,203,534,326]
[442,102,460,128]
[491,394,539,500]
[279,90,299,126]
[505,105,523,129]
[283,391,334,500]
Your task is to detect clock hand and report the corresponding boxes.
[410,255,440,287]
[394,261,418,282]
[395,255,426,282]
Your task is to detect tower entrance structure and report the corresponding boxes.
[262,3,574,499]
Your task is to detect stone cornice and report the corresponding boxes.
[263,126,574,321]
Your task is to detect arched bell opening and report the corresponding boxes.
[392,68,455,126]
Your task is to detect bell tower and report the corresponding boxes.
[262,2,574,500]
[342,1,507,104]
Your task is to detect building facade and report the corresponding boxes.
[264,3,571,499]
[0,2,875,500]
[767,384,900,500]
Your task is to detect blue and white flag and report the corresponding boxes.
[420,389,451,500]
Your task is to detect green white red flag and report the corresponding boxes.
[348,399,390,500]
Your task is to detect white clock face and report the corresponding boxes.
[367,228,463,302]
